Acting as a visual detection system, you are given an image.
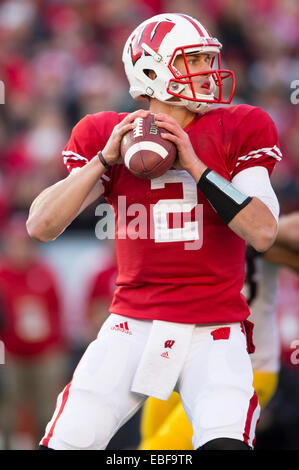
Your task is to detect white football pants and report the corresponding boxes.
[40,314,259,450]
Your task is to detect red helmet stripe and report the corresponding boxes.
[178,14,210,38]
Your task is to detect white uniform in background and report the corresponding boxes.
[247,259,280,373]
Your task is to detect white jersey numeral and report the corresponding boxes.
[151,170,202,247]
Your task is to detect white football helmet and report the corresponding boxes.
[122,13,235,113]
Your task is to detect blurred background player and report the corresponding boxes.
[245,212,299,406]
[0,213,66,449]
[138,212,299,450]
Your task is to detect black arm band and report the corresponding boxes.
[97,151,111,170]
[197,168,253,225]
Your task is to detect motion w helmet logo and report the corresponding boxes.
[130,21,175,65]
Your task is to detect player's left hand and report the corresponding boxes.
[154,113,207,180]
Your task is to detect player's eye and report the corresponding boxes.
[203,54,212,64]
[187,57,199,65]
[187,55,212,67]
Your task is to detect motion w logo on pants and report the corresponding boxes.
[164,340,175,349]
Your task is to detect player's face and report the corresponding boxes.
[173,53,214,95]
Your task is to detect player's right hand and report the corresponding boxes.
[101,109,151,166]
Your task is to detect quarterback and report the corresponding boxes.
[27,14,281,450]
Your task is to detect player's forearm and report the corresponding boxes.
[27,156,106,242]
[228,197,277,252]
[188,164,277,252]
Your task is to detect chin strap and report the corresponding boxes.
[162,96,211,114]
[185,100,212,114]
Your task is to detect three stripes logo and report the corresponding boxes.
[111,321,132,335]
[161,351,169,359]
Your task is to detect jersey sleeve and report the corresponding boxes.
[228,107,282,179]
[62,112,117,196]
[62,114,104,173]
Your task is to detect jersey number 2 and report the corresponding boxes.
[151,171,203,250]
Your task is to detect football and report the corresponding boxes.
[120,113,177,179]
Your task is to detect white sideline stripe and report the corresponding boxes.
[124,141,169,168]
[101,174,110,181]
[62,151,89,163]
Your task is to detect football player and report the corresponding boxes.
[27,14,281,450]
[138,212,299,450]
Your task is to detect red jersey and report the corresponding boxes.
[0,259,64,357]
[62,105,281,324]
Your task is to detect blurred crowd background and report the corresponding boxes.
[0,0,298,450]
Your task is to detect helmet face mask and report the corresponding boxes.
[122,13,235,113]
[167,46,235,106]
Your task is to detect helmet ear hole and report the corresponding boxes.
[143,69,157,80]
